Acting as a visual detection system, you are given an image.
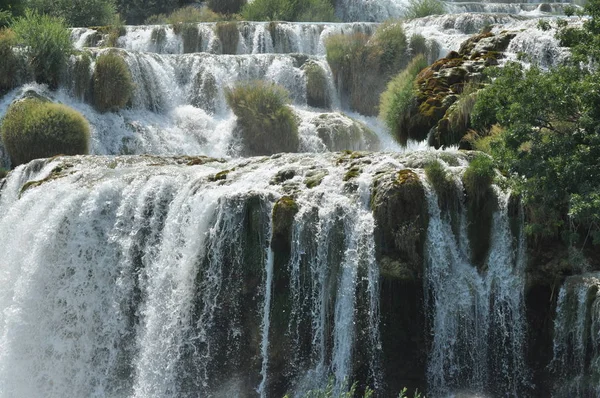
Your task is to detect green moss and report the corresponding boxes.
[462,154,497,269]
[72,51,92,101]
[438,152,460,166]
[20,162,74,195]
[344,166,361,181]
[0,168,7,179]
[173,23,200,53]
[271,168,296,184]
[462,154,495,204]
[208,169,231,181]
[93,52,133,113]
[372,169,429,281]
[303,61,330,109]
[304,169,328,188]
[1,99,89,166]
[225,80,299,156]
[215,22,239,54]
[271,196,299,254]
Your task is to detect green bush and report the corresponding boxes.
[303,61,330,108]
[225,80,299,155]
[379,55,428,144]
[0,167,7,178]
[425,159,456,207]
[208,0,246,15]
[241,0,335,21]
[167,5,224,24]
[12,10,73,89]
[409,33,428,57]
[1,98,90,166]
[462,154,495,203]
[27,0,116,27]
[116,0,178,25]
[371,20,408,75]
[405,0,445,18]
[103,13,126,47]
[93,52,133,112]
[216,21,239,54]
[0,28,19,92]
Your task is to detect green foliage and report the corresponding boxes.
[0,0,25,23]
[11,10,73,88]
[116,0,178,25]
[1,98,90,166]
[462,154,495,203]
[425,159,456,209]
[167,5,224,24]
[208,0,246,15]
[241,0,335,22]
[409,33,428,57]
[325,21,412,115]
[104,13,126,47]
[0,167,7,178]
[303,60,329,108]
[215,21,239,54]
[379,55,428,144]
[93,51,133,112]
[225,80,299,155]
[27,0,117,27]
[405,0,445,18]
[0,28,19,92]
[371,20,407,75]
[71,50,92,101]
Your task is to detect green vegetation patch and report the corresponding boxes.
[0,28,19,93]
[226,80,299,155]
[12,10,73,89]
[93,51,133,112]
[1,98,90,166]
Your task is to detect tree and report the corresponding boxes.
[470,2,600,246]
[27,0,116,27]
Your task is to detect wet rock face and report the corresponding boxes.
[310,112,380,152]
[399,31,517,148]
[371,169,429,281]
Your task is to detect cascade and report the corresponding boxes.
[552,274,600,397]
[423,173,528,396]
[0,1,590,396]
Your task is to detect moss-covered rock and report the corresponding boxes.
[462,154,497,269]
[371,169,429,281]
[174,23,200,53]
[302,61,330,109]
[310,112,380,151]
[190,69,218,114]
[216,22,239,54]
[1,98,90,166]
[71,51,93,102]
[392,31,517,147]
[93,51,133,113]
[304,169,328,188]
[271,196,299,256]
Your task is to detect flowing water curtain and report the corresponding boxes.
[552,274,600,397]
[424,179,529,396]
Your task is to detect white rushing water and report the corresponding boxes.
[0,150,532,397]
[552,273,600,397]
[424,172,528,396]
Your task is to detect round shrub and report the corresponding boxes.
[93,51,133,112]
[1,98,90,166]
[225,80,299,155]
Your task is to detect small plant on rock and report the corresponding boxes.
[93,51,133,112]
[225,80,299,155]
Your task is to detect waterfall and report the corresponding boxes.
[552,274,600,397]
[423,176,529,396]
